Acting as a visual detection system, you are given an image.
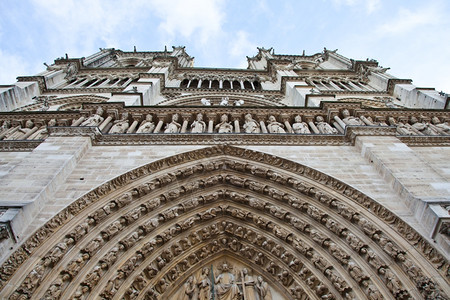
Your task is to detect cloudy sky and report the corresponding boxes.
[0,0,449,92]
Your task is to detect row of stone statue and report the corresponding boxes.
[0,119,56,140]
[1,108,449,140]
[180,264,272,300]
[72,107,450,136]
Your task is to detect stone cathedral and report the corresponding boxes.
[0,46,449,300]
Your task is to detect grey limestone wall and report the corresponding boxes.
[0,137,449,263]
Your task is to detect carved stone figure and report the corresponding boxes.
[109,112,130,133]
[200,98,211,106]
[197,267,212,300]
[81,107,104,126]
[243,114,260,133]
[215,263,239,300]
[432,116,450,132]
[33,119,56,140]
[164,113,181,133]
[256,276,272,300]
[292,115,310,134]
[8,120,34,140]
[341,109,365,126]
[266,115,285,133]
[180,275,197,300]
[241,268,257,300]
[43,278,63,299]
[136,114,155,133]
[191,113,206,133]
[410,116,435,135]
[215,114,233,133]
[220,96,229,106]
[0,120,11,133]
[315,116,337,134]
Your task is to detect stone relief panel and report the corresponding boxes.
[171,258,283,300]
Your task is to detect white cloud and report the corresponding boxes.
[229,31,257,68]
[150,0,225,46]
[30,0,151,55]
[0,50,38,84]
[331,0,380,14]
[376,5,443,35]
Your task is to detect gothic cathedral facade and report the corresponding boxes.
[0,47,448,299]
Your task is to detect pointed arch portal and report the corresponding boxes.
[0,146,448,300]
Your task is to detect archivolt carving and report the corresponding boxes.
[0,146,448,299]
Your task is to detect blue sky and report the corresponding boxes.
[1,0,449,92]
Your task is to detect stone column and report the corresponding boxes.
[281,114,293,133]
[306,116,320,134]
[181,114,191,133]
[206,114,215,133]
[0,126,20,140]
[359,115,373,126]
[127,114,142,133]
[232,114,241,133]
[99,110,116,132]
[22,126,39,139]
[257,115,268,133]
[153,114,167,133]
[333,121,345,134]
[71,116,85,127]
[333,115,347,130]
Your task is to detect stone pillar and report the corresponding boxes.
[127,114,142,133]
[281,114,293,133]
[0,126,19,140]
[153,114,167,133]
[232,114,240,133]
[257,115,268,133]
[181,114,191,133]
[99,110,116,132]
[71,116,85,127]
[306,116,320,134]
[207,114,215,133]
[359,115,373,126]
[333,121,345,134]
[22,126,39,139]
[333,115,347,130]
